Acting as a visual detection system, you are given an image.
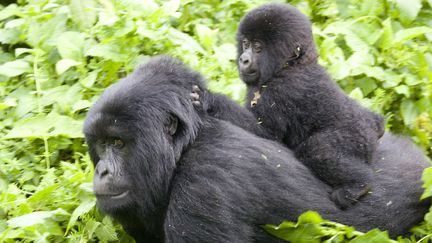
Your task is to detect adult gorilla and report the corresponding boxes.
[84,56,429,242]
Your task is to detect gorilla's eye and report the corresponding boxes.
[111,138,124,149]
[253,42,262,52]
[243,39,250,49]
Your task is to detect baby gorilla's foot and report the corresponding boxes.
[330,184,371,210]
[190,85,202,107]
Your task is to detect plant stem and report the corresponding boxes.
[33,51,50,169]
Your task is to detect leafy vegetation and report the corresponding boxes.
[0,0,430,242]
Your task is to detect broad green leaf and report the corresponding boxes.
[263,211,324,243]
[344,31,370,53]
[161,0,180,15]
[0,97,17,110]
[394,85,410,97]
[328,61,350,80]
[69,0,97,29]
[0,59,31,77]
[349,87,364,100]
[4,112,84,139]
[27,12,67,49]
[378,18,393,49]
[95,217,119,241]
[297,211,323,224]
[395,0,422,23]
[27,185,59,204]
[85,44,128,62]
[66,199,96,233]
[55,59,82,74]
[393,27,432,44]
[421,167,432,199]
[15,48,33,57]
[7,209,69,228]
[0,4,18,21]
[400,100,418,127]
[72,100,92,113]
[80,70,98,88]
[347,52,374,69]
[214,43,236,70]
[120,0,159,17]
[0,28,20,44]
[168,28,206,54]
[350,229,392,243]
[4,18,24,29]
[56,31,85,61]
[196,24,216,51]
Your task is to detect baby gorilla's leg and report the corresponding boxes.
[295,131,374,209]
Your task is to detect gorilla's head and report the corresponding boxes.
[83,56,204,222]
[236,3,318,84]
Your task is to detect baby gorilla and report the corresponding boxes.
[196,3,385,209]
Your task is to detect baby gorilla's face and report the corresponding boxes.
[238,38,262,84]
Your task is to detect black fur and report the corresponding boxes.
[233,3,386,209]
[84,56,429,242]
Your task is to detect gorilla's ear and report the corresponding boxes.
[166,114,179,136]
[294,44,301,58]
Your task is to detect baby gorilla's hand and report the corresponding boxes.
[331,184,371,210]
[190,85,202,107]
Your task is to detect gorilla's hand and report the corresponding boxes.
[330,184,372,210]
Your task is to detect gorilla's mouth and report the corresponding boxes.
[96,190,129,199]
[241,71,258,77]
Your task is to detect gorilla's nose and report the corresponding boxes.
[239,52,252,69]
[95,161,112,179]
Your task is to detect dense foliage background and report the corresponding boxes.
[0,0,431,242]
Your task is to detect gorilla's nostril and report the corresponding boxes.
[96,162,110,178]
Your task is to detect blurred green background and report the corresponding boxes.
[0,0,431,242]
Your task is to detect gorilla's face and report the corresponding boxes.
[238,38,262,84]
[84,103,179,215]
[238,36,276,85]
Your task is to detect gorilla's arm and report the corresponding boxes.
[192,86,270,139]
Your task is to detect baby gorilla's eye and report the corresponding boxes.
[253,42,262,53]
[243,39,250,49]
[111,138,124,149]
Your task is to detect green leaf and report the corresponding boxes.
[377,18,393,49]
[421,167,432,200]
[95,217,119,241]
[85,44,128,62]
[395,0,422,23]
[394,85,410,97]
[0,4,18,21]
[15,48,33,57]
[195,24,216,51]
[263,211,324,243]
[80,70,98,88]
[168,28,206,54]
[55,59,82,74]
[393,27,432,44]
[0,60,31,77]
[400,100,418,127]
[72,100,92,113]
[350,229,392,243]
[0,28,20,44]
[69,0,97,29]
[66,199,96,233]
[349,87,364,100]
[56,31,85,61]
[4,112,84,139]
[7,209,69,228]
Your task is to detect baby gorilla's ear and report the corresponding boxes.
[166,114,179,136]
